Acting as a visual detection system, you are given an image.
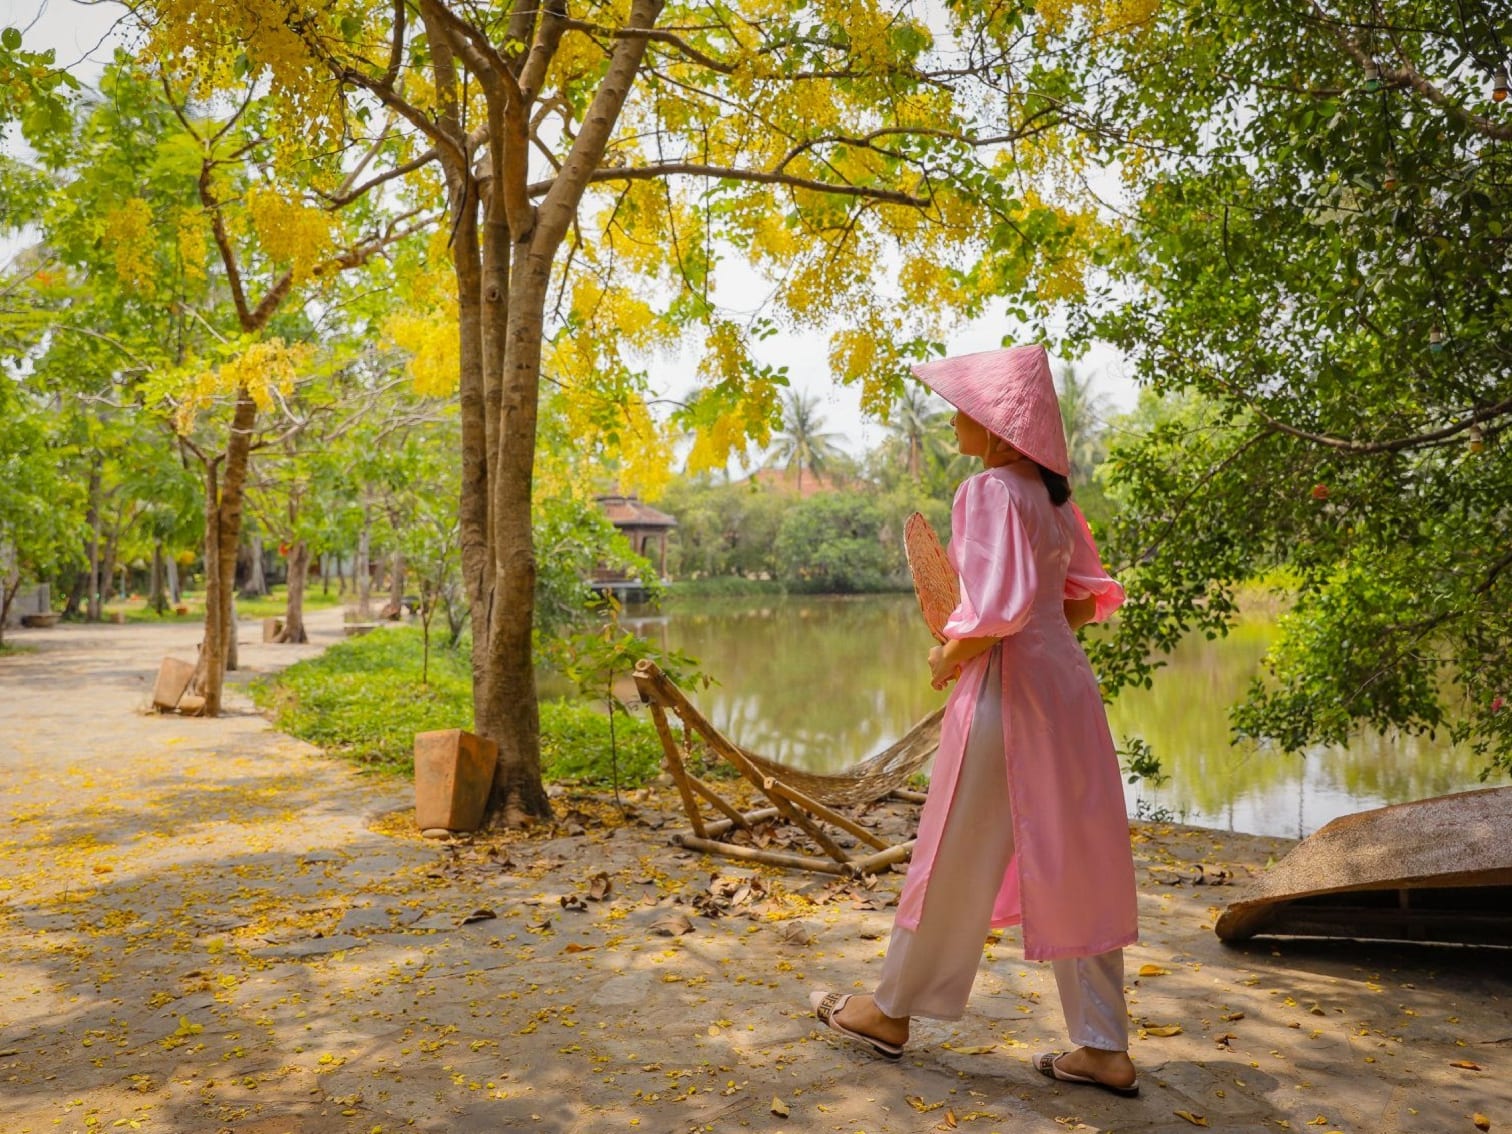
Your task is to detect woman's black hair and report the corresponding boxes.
[1038,465,1072,506]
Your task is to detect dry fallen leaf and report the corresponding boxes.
[1450,1060,1483,1071]
[1138,964,1172,977]
[946,1043,997,1055]
[906,1095,945,1113]
[940,1108,957,1129]
[649,913,694,937]
[459,908,496,925]
[1174,1110,1209,1127]
[562,942,595,954]
[1472,1114,1490,1132]
[769,1097,789,1118]
[587,872,612,901]
[1144,1024,1183,1037]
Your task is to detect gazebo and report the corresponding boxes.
[594,494,677,599]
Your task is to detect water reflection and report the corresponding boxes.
[627,594,1500,839]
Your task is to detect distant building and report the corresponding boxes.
[735,466,846,497]
[594,494,677,601]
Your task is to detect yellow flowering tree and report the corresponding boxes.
[123,0,1107,820]
[13,59,435,715]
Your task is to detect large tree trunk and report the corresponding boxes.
[194,389,259,716]
[277,540,310,643]
[167,554,181,603]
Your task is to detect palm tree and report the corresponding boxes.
[770,389,845,493]
[1057,363,1112,486]
[887,385,948,482]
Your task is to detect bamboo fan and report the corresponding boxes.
[904,512,959,644]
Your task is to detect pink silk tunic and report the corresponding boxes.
[895,462,1139,961]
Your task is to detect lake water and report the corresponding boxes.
[621,593,1499,840]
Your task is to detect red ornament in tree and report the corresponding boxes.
[1310,484,1330,501]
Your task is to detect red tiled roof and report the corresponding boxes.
[596,494,678,528]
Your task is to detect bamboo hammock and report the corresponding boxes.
[631,660,941,877]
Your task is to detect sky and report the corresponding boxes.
[3,0,1143,457]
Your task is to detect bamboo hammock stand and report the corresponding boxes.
[631,660,941,877]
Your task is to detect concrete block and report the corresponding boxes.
[414,729,498,833]
[151,657,196,712]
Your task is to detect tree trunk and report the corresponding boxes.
[194,389,259,716]
[356,521,372,619]
[321,552,331,596]
[149,542,167,615]
[240,532,268,598]
[482,259,554,827]
[85,464,102,622]
[388,550,405,615]
[167,554,181,603]
[278,540,310,643]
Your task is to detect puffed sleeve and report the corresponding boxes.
[1063,502,1125,623]
[941,474,1037,639]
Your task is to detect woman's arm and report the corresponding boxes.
[930,601,1097,689]
[928,636,998,689]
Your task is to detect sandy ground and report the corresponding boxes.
[0,612,1509,1134]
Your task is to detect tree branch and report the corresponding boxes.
[533,160,930,208]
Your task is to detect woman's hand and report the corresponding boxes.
[928,644,960,690]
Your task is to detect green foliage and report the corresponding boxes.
[773,493,896,593]
[1065,1,1512,776]
[538,700,665,789]
[253,625,666,787]
[252,627,473,773]
[534,494,656,636]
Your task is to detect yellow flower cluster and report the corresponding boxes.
[173,338,311,434]
[103,198,158,297]
[245,185,333,284]
[176,211,209,282]
[384,307,460,397]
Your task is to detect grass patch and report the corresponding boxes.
[0,641,35,657]
[102,586,346,624]
[252,625,665,788]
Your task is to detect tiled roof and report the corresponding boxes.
[596,494,678,528]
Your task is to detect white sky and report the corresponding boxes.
[3,0,1141,456]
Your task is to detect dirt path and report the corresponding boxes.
[1,614,1508,1134]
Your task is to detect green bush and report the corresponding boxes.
[252,626,472,774]
[253,625,667,788]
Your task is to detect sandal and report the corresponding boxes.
[1033,1050,1140,1098]
[809,990,904,1060]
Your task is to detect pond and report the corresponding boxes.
[621,593,1498,840]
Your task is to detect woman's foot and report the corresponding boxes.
[832,993,910,1049]
[809,991,910,1057]
[1033,1046,1138,1096]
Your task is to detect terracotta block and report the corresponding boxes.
[414,729,498,833]
[177,694,207,716]
[262,617,284,642]
[152,657,196,712]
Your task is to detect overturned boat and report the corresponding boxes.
[1215,785,1512,947]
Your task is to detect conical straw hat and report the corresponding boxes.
[911,343,1071,476]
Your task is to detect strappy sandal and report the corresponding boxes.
[809,990,904,1060]
[1032,1050,1140,1097]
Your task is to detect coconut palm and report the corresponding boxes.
[886,385,949,482]
[770,389,845,492]
[1057,363,1112,486]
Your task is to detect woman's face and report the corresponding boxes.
[951,410,992,457]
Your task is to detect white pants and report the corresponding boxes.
[873,648,1130,1051]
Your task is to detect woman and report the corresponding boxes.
[809,343,1140,1097]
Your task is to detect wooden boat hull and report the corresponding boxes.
[1215,785,1512,947]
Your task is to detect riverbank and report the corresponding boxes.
[1,615,1508,1133]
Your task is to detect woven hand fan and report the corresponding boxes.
[904,511,960,644]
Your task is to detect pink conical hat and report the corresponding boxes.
[911,343,1070,476]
